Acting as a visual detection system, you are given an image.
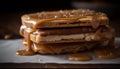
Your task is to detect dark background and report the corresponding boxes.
[0,0,120,39]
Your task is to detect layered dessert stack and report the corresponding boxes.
[17,9,115,55]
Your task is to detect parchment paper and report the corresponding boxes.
[0,38,120,64]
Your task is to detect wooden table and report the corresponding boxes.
[0,63,120,68]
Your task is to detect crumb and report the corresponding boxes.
[4,34,13,39]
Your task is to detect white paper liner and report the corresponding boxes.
[0,38,120,64]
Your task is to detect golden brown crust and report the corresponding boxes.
[21,9,109,29]
[32,42,100,54]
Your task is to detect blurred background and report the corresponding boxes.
[0,0,120,39]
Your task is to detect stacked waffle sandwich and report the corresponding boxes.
[18,9,115,55]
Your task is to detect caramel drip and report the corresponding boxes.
[94,46,118,59]
[16,30,36,56]
[93,26,113,41]
[94,28,102,41]
[34,18,79,28]
[68,53,92,61]
[94,32,118,59]
[27,30,35,51]
[22,39,27,46]
[91,17,100,29]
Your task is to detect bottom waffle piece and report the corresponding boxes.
[31,42,101,54]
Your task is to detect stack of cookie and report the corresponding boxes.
[17,9,114,55]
